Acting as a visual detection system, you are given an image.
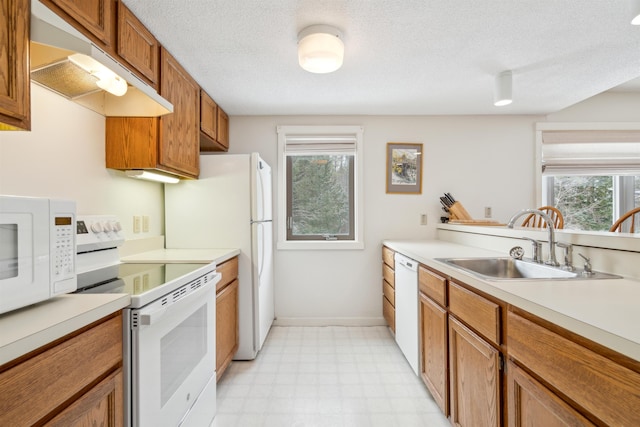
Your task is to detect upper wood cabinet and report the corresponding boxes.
[40,0,116,51]
[117,2,159,89]
[200,89,229,152]
[0,0,30,131]
[159,47,200,176]
[106,48,200,179]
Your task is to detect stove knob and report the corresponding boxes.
[103,221,113,232]
[112,221,123,232]
[91,222,103,233]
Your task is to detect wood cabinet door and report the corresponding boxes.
[507,360,594,427]
[117,2,159,88]
[45,369,123,427]
[216,279,239,380]
[200,90,217,141]
[449,316,500,427]
[0,0,30,130]
[216,107,229,149]
[159,48,200,177]
[420,292,448,415]
[42,0,115,48]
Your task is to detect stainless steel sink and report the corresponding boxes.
[435,257,621,280]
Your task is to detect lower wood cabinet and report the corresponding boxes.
[508,309,640,426]
[382,246,395,332]
[0,313,123,426]
[216,256,239,380]
[507,360,594,427]
[46,368,123,427]
[449,316,501,427]
[419,291,448,415]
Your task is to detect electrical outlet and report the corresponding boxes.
[133,216,141,233]
[420,213,428,225]
[484,207,492,218]
[142,215,150,233]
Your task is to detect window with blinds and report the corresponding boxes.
[539,128,640,232]
[277,126,364,248]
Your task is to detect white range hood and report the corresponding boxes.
[30,1,173,117]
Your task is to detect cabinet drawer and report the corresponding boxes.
[508,311,640,427]
[419,265,447,307]
[0,314,122,426]
[383,296,395,332]
[382,263,395,288]
[382,246,394,267]
[383,279,395,307]
[449,281,500,345]
[216,256,239,293]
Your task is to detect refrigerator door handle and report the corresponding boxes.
[251,219,273,224]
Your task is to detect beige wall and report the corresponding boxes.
[0,84,165,238]
[229,114,544,324]
[2,83,638,324]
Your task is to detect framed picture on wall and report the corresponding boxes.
[386,142,423,194]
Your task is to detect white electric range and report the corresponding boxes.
[74,215,219,427]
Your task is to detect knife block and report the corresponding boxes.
[448,201,473,221]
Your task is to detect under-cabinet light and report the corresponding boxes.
[125,170,180,184]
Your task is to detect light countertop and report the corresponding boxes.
[0,293,130,366]
[1,248,239,367]
[383,240,640,362]
[120,248,240,264]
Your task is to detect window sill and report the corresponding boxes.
[277,240,365,250]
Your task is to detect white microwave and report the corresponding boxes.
[0,195,77,314]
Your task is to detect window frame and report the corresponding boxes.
[277,125,364,250]
[536,123,640,231]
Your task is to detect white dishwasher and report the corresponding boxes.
[394,253,419,376]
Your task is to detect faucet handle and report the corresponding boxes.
[578,253,593,276]
[556,242,573,271]
[522,237,542,263]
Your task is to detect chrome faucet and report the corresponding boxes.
[507,209,559,266]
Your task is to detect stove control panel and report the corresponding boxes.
[76,215,125,253]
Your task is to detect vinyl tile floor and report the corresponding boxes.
[213,326,450,427]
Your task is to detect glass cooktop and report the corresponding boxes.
[76,263,209,297]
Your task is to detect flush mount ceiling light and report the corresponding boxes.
[297,25,344,74]
[125,170,180,184]
[494,70,513,107]
[631,0,640,25]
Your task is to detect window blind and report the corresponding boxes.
[541,130,640,175]
[284,135,357,154]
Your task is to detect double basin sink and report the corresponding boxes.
[435,257,621,281]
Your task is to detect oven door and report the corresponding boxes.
[130,279,216,427]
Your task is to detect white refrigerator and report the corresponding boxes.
[164,153,275,360]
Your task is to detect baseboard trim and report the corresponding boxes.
[272,317,387,327]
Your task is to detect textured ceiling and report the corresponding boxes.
[122,0,640,116]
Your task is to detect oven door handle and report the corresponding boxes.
[138,272,220,326]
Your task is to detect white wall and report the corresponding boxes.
[0,84,165,238]
[229,114,544,324]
